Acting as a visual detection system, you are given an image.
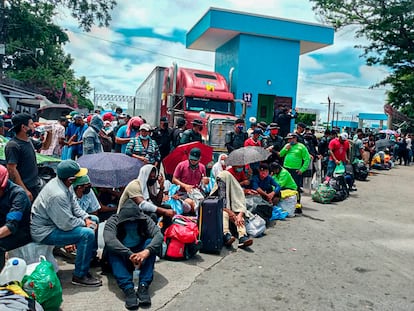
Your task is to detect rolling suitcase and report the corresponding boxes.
[198,197,223,254]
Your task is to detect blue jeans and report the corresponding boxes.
[327,160,337,177]
[42,215,99,278]
[107,239,156,291]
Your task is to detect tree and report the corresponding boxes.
[310,0,414,118]
[2,1,104,110]
[296,113,316,127]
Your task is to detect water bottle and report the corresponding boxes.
[0,257,27,285]
[132,267,140,291]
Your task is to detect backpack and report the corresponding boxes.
[163,216,202,260]
[329,175,349,202]
[353,161,368,181]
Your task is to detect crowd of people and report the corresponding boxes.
[0,107,412,310]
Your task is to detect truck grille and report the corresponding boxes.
[208,119,235,151]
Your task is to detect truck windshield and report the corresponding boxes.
[186,97,233,114]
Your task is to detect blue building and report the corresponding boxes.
[187,7,334,128]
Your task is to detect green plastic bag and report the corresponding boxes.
[333,162,345,175]
[22,257,62,311]
[312,183,336,204]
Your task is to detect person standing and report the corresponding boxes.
[68,115,88,160]
[262,122,284,163]
[327,132,350,176]
[151,116,173,162]
[5,113,43,201]
[82,115,104,155]
[126,124,160,167]
[279,133,311,197]
[31,160,102,287]
[0,165,32,269]
[171,117,186,149]
[274,107,297,139]
[225,118,248,153]
[115,116,143,154]
[180,119,203,144]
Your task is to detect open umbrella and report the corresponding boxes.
[77,152,143,188]
[225,146,271,166]
[162,142,213,175]
[37,104,75,120]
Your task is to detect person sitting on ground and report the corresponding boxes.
[0,165,32,269]
[251,163,281,204]
[211,153,228,178]
[95,187,122,222]
[118,164,175,231]
[103,199,163,309]
[172,147,209,213]
[31,160,102,287]
[210,171,253,248]
[227,165,257,195]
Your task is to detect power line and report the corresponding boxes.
[69,30,212,67]
[300,79,389,91]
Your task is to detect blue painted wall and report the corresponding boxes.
[215,34,300,122]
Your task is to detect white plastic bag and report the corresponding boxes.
[278,195,297,217]
[8,243,59,273]
[246,214,266,237]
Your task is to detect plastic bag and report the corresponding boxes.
[22,257,62,311]
[333,162,345,175]
[164,184,183,215]
[312,183,336,204]
[8,243,58,273]
[278,195,297,216]
[246,214,266,237]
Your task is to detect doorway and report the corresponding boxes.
[257,94,275,124]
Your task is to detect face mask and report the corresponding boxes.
[259,171,268,179]
[83,186,91,194]
[147,178,157,186]
[235,167,244,173]
[139,135,149,140]
[26,129,33,137]
[237,125,244,131]
[118,119,126,125]
[270,129,278,136]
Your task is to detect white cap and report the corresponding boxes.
[340,132,348,140]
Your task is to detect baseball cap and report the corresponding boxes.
[160,116,168,123]
[176,117,186,127]
[139,123,152,131]
[72,175,91,187]
[189,148,201,161]
[269,122,280,129]
[191,119,203,126]
[57,160,88,179]
[10,113,32,132]
[0,165,9,190]
[69,111,79,117]
[286,132,297,139]
[340,132,348,140]
[253,128,263,135]
[102,112,114,121]
[297,122,307,128]
[235,118,245,125]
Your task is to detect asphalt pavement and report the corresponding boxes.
[60,164,414,311]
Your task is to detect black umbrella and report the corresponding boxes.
[225,146,271,166]
[77,152,143,188]
[37,104,75,120]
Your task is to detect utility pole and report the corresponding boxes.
[320,96,331,129]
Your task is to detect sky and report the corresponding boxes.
[55,0,390,123]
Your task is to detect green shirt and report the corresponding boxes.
[272,167,297,190]
[279,142,311,173]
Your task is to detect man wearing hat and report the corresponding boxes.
[31,160,102,287]
[172,147,208,195]
[180,119,203,145]
[126,123,160,167]
[244,128,262,147]
[0,165,32,269]
[279,133,311,201]
[151,116,173,162]
[5,113,43,201]
[263,123,284,163]
[225,118,248,153]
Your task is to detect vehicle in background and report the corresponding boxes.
[129,65,237,154]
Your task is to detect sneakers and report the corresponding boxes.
[223,232,236,246]
[124,288,139,310]
[137,283,151,306]
[71,273,102,287]
[238,235,253,248]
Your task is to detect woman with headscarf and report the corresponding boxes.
[115,116,144,154]
[117,164,175,230]
[211,153,227,178]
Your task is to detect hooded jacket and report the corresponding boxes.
[82,115,104,155]
[103,199,163,257]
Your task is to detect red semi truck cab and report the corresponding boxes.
[163,66,237,152]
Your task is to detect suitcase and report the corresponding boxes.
[198,197,223,254]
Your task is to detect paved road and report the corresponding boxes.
[60,165,414,311]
